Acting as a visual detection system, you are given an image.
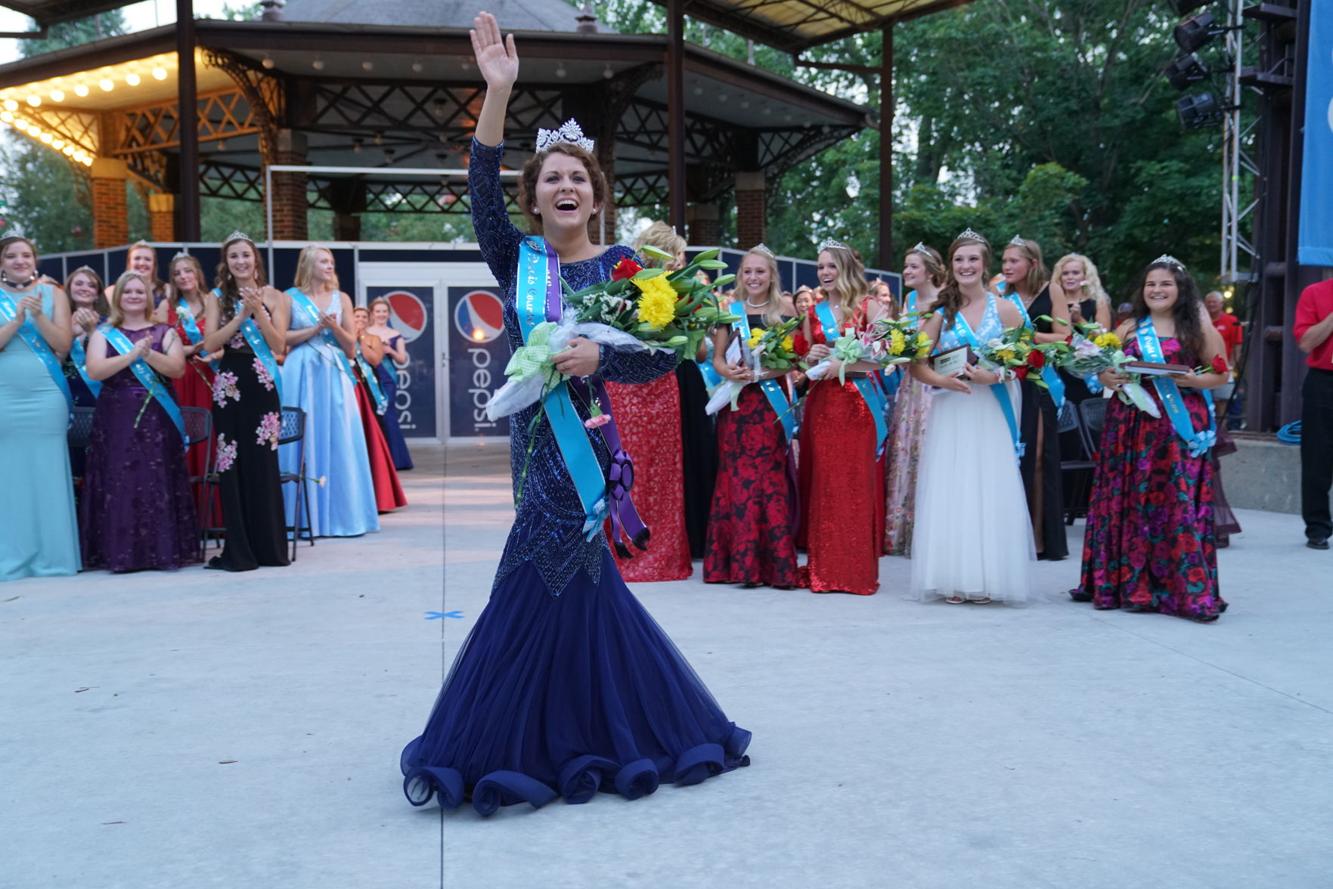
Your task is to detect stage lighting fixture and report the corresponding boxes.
[1166,53,1210,89]
[1174,10,1219,52]
[1176,92,1221,129]
[1167,0,1210,16]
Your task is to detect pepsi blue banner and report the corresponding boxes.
[1299,0,1333,266]
[366,285,438,439]
[447,286,510,438]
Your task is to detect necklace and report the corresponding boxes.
[1,269,38,288]
[745,296,771,309]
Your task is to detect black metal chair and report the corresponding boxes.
[1078,397,1108,458]
[67,405,96,449]
[278,406,314,561]
[1058,399,1096,524]
[180,406,217,561]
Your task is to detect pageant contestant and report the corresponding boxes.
[365,298,414,471]
[65,266,108,409]
[81,272,198,572]
[793,239,888,595]
[1049,253,1111,404]
[400,13,750,815]
[350,306,408,513]
[282,245,379,537]
[201,233,291,572]
[1074,256,1228,621]
[704,244,798,589]
[999,237,1069,560]
[106,240,167,309]
[883,243,944,556]
[604,221,691,581]
[908,230,1033,605]
[0,232,79,580]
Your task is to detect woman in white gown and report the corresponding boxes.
[907,229,1035,605]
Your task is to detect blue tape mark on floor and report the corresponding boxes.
[425,611,464,620]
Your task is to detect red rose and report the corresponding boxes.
[611,258,642,281]
[1014,366,1029,381]
[1210,355,1228,375]
[1027,349,1046,369]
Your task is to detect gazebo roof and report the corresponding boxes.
[278,0,598,31]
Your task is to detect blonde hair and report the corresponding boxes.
[1004,238,1050,297]
[1054,253,1108,305]
[125,241,164,295]
[634,221,687,269]
[293,244,338,295]
[107,271,153,327]
[167,254,207,299]
[817,244,867,315]
[740,247,787,328]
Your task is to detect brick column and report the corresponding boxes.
[90,158,130,248]
[333,212,361,241]
[687,202,720,246]
[735,171,766,249]
[148,193,176,242]
[268,129,308,241]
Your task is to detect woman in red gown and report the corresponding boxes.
[352,306,407,513]
[603,223,691,581]
[704,245,798,588]
[793,240,887,595]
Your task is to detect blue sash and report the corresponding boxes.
[355,344,388,415]
[213,287,283,404]
[1135,317,1216,458]
[102,326,187,450]
[814,301,887,455]
[175,299,219,372]
[517,237,609,537]
[949,303,1024,459]
[906,289,917,316]
[733,312,797,442]
[1003,290,1066,409]
[286,287,360,388]
[0,285,73,411]
[70,336,102,399]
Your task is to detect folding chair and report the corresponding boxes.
[278,406,315,561]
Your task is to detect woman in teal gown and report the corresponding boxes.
[280,245,379,538]
[0,233,80,580]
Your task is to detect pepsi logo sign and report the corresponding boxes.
[379,290,430,344]
[453,290,505,344]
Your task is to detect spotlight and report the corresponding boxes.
[1176,92,1221,129]
[1174,10,1220,52]
[1167,0,1210,15]
[1166,53,1210,90]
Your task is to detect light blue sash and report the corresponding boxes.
[354,344,388,415]
[213,287,283,404]
[949,303,1024,459]
[175,299,219,372]
[1002,289,1066,409]
[814,301,887,455]
[0,285,73,411]
[517,237,607,537]
[285,287,359,388]
[906,289,917,316]
[70,336,102,399]
[102,326,187,450]
[733,312,797,442]
[1135,317,1216,458]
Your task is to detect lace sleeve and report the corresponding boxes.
[469,138,524,288]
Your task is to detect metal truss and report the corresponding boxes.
[200,159,264,201]
[117,89,264,155]
[9,105,98,157]
[1220,0,1258,285]
[202,48,284,161]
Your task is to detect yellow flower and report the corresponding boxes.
[780,334,794,353]
[635,276,678,330]
[748,327,766,348]
[888,328,906,356]
[996,348,1017,364]
[914,332,932,359]
[1094,331,1121,349]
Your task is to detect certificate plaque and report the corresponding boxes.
[931,345,970,377]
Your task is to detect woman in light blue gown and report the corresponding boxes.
[0,233,80,580]
[280,245,378,538]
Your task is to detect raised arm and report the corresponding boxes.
[469,12,524,282]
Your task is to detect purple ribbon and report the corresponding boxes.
[540,241,650,556]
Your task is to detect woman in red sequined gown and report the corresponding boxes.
[352,307,407,513]
[793,242,886,595]
[603,223,691,582]
[704,246,798,588]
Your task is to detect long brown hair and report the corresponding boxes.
[214,235,269,319]
[1004,237,1049,297]
[167,254,207,302]
[65,266,110,317]
[1130,258,1207,359]
[937,232,993,327]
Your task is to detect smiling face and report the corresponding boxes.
[952,244,986,289]
[1204,291,1224,318]
[1059,259,1084,294]
[794,289,813,314]
[740,254,771,298]
[314,249,336,286]
[1001,246,1030,286]
[225,240,256,282]
[129,246,156,279]
[69,271,100,306]
[2,239,36,280]
[171,261,198,295]
[117,275,151,320]
[533,152,598,232]
[816,251,839,291]
[353,307,369,333]
[902,254,927,289]
[371,302,390,325]
[1142,267,1179,313]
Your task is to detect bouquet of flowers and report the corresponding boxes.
[867,314,934,364]
[1044,323,1160,417]
[705,315,802,415]
[974,325,1061,388]
[805,316,923,387]
[486,246,738,420]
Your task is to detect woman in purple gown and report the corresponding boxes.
[81,271,199,572]
[399,14,749,816]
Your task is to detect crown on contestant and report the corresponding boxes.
[1,225,26,240]
[171,250,192,262]
[1008,234,1026,247]
[1153,253,1187,271]
[955,227,987,244]
[910,242,932,255]
[817,237,850,254]
[536,119,595,154]
[224,230,255,245]
[751,242,776,258]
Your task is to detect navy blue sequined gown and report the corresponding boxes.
[399,140,750,816]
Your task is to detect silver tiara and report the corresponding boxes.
[2,226,26,239]
[1008,234,1026,247]
[751,243,776,258]
[171,251,192,262]
[536,119,594,154]
[956,227,987,243]
[69,264,98,278]
[1153,254,1186,271]
[910,242,931,256]
[818,238,850,253]
[224,230,254,244]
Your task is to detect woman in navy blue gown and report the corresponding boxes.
[399,14,750,816]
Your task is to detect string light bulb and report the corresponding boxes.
[74,84,89,97]
[26,95,40,106]
[50,89,64,102]
[2,99,16,111]
[125,72,141,86]
[99,78,114,91]
[152,67,167,80]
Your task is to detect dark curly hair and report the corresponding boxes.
[517,143,608,234]
[1129,258,1206,359]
